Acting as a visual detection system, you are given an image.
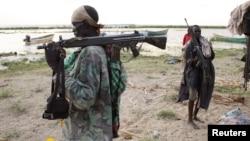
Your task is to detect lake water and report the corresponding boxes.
[0,27,247,70]
[0,28,246,57]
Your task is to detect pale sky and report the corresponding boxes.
[0,0,249,26]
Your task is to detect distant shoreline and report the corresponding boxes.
[0,24,227,30]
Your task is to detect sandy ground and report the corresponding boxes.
[0,52,250,141]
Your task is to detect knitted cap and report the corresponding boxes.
[71,5,103,28]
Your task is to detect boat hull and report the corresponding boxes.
[210,33,246,44]
[23,34,54,46]
[146,29,168,36]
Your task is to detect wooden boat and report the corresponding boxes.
[23,34,54,46]
[145,29,168,36]
[210,33,246,44]
[0,52,17,57]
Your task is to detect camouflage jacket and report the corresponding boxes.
[62,46,120,141]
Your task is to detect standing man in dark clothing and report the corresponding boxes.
[177,25,215,129]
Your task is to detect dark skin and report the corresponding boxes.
[72,5,100,38]
[72,20,99,38]
[192,26,201,41]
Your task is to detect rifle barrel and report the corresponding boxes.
[37,32,167,50]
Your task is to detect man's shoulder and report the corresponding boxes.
[85,45,104,49]
[81,45,106,59]
[83,45,105,53]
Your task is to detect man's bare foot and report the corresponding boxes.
[193,117,205,123]
[188,121,199,129]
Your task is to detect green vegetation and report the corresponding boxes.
[10,101,27,115]
[214,85,249,96]
[0,57,49,77]
[0,48,243,75]
[0,25,71,30]
[0,88,13,99]
[121,52,172,74]
[146,76,161,79]
[0,49,243,76]
[213,48,243,58]
[5,131,20,140]
[0,48,247,97]
[166,93,179,101]
[139,135,156,141]
[34,85,44,93]
[0,24,227,30]
[156,110,176,120]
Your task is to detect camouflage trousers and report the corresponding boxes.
[62,128,111,141]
